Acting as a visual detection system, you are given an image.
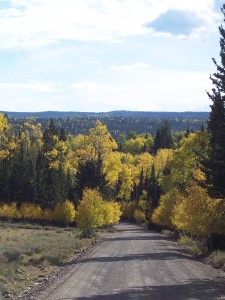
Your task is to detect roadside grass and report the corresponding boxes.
[161,229,177,240]
[207,250,225,269]
[0,221,96,296]
[178,235,208,256]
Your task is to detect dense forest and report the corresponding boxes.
[0,110,224,249]
[1,110,210,119]
[9,115,207,139]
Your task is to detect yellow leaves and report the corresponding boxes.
[152,182,225,237]
[19,203,43,220]
[117,164,134,200]
[122,137,145,155]
[154,148,173,174]
[88,120,118,159]
[76,189,105,230]
[0,202,19,219]
[135,152,153,176]
[76,188,122,230]
[46,148,58,159]
[104,152,122,188]
[121,201,137,221]
[111,202,122,224]
[172,184,220,236]
[0,149,10,160]
[159,131,209,193]
[134,209,146,224]
[52,200,76,224]
[151,189,182,228]
[0,200,76,224]
[0,114,10,135]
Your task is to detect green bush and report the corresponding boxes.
[208,251,225,268]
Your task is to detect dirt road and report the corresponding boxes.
[35,223,225,300]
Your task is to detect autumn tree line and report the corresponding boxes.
[0,109,223,244]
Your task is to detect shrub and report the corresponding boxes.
[52,200,76,224]
[134,209,146,224]
[121,201,137,221]
[19,203,43,220]
[208,251,225,268]
[76,188,105,230]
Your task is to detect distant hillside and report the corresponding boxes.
[6,110,209,138]
[1,110,210,119]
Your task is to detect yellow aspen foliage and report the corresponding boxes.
[76,188,105,229]
[103,152,123,189]
[0,202,20,219]
[135,152,154,177]
[88,120,118,160]
[0,114,12,159]
[102,202,114,225]
[159,131,208,193]
[111,202,122,224]
[43,208,54,222]
[52,200,76,224]
[117,165,134,200]
[154,148,173,175]
[122,137,145,155]
[134,209,146,224]
[19,203,43,220]
[172,184,220,236]
[121,201,137,221]
[151,189,182,227]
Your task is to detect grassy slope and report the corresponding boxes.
[0,222,96,297]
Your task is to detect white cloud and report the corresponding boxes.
[0,68,212,112]
[0,0,220,48]
[111,63,150,71]
[0,81,59,92]
[66,69,212,112]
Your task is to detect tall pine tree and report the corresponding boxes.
[207,4,225,197]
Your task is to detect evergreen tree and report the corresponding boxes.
[75,155,108,201]
[59,127,67,141]
[147,164,161,208]
[42,119,58,153]
[153,120,174,153]
[206,5,225,197]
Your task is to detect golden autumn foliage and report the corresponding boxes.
[111,202,122,224]
[151,189,182,228]
[154,148,173,175]
[103,152,122,189]
[134,209,146,224]
[121,201,137,221]
[172,185,221,236]
[159,131,208,193]
[0,202,20,219]
[0,200,76,224]
[19,203,43,220]
[52,200,76,224]
[76,188,122,230]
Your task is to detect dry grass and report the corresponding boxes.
[0,221,96,296]
[178,235,208,256]
[208,250,225,269]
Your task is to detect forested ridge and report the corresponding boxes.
[9,115,206,139]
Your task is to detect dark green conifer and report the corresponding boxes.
[206,4,225,197]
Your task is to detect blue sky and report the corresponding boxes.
[0,0,223,112]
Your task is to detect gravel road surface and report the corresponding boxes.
[34,223,225,300]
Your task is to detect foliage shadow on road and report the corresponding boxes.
[59,279,225,300]
[78,251,188,264]
[104,233,168,242]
